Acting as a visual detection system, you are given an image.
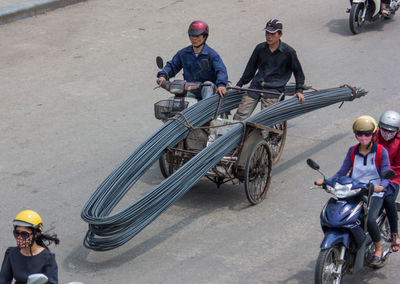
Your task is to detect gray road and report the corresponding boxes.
[1,0,400,283]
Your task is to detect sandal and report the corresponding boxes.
[391,233,400,252]
[381,8,390,17]
[370,255,383,266]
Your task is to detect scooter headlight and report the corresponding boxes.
[331,183,362,198]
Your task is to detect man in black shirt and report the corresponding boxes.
[233,19,305,120]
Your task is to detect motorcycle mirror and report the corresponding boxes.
[200,59,209,71]
[27,274,48,284]
[381,169,395,180]
[156,56,164,69]
[306,158,320,170]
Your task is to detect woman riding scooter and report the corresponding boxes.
[316,115,393,265]
[374,110,400,252]
[0,210,60,284]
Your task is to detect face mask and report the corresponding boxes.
[16,234,33,249]
[381,129,397,141]
[356,134,372,146]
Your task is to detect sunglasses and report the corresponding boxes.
[355,131,373,137]
[13,229,32,239]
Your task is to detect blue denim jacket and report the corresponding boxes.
[157,44,228,89]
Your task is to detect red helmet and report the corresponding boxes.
[188,20,209,37]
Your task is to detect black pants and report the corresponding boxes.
[368,196,384,243]
[383,183,399,235]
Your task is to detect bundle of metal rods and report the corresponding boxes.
[81,85,366,251]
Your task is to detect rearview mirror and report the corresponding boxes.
[156,56,164,69]
[306,158,320,170]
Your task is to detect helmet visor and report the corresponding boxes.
[188,29,205,36]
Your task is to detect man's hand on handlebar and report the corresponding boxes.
[293,92,305,104]
[156,77,166,86]
[217,86,226,98]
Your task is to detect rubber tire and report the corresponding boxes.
[244,140,272,205]
[159,150,173,178]
[315,246,345,284]
[349,3,365,34]
[266,121,287,165]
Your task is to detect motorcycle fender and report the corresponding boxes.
[352,0,380,17]
[320,230,350,249]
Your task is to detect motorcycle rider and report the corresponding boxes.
[0,210,59,284]
[316,116,393,265]
[156,20,228,99]
[374,110,400,252]
[233,19,305,121]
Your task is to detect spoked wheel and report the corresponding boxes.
[159,149,174,178]
[315,246,346,284]
[244,140,272,205]
[349,3,365,34]
[266,121,287,165]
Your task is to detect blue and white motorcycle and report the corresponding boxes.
[306,159,395,284]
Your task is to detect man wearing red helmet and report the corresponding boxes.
[233,19,306,120]
[156,20,228,99]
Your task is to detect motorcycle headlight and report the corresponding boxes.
[332,183,362,198]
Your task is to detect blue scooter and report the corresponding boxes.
[306,159,395,284]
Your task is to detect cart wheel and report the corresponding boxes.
[244,140,272,205]
[266,121,287,165]
[159,150,174,178]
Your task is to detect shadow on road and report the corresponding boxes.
[326,17,392,36]
[63,202,217,272]
[63,181,251,273]
[273,132,348,175]
[276,260,315,283]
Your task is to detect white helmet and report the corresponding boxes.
[379,110,400,132]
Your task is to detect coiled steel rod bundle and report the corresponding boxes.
[81,85,366,251]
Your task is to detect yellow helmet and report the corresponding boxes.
[13,210,43,232]
[352,115,377,133]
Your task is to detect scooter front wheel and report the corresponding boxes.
[315,245,346,284]
[349,3,365,34]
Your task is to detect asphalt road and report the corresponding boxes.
[1,0,400,283]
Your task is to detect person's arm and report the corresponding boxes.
[316,147,353,185]
[156,51,183,83]
[236,45,260,87]
[0,249,13,284]
[210,52,228,97]
[211,53,228,87]
[290,49,305,94]
[390,134,400,186]
[43,252,58,284]
[378,147,391,190]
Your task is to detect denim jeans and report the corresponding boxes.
[187,81,216,101]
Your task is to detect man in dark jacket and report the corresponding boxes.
[157,20,227,99]
[233,19,305,120]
